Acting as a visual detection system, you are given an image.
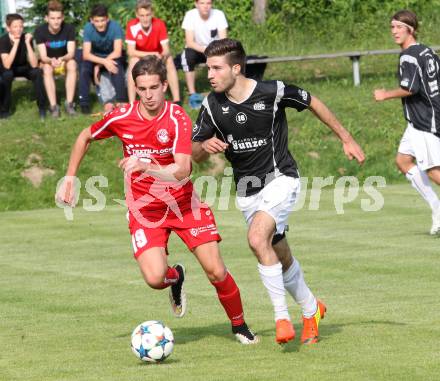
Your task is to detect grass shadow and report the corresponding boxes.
[172,322,235,345]
[137,357,181,366]
[252,318,406,353]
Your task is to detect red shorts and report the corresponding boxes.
[128,205,221,258]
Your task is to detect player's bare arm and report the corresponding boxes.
[192,142,209,163]
[119,153,192,182]
[309,95,365,164]
[374,87,412,101]
[192,138,228,163]
[56,127,93,205]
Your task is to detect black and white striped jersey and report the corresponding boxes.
[192,80,311,196]
[398,43,440,137]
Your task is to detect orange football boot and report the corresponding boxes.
[301,300,326,345]
[275,319,295,344]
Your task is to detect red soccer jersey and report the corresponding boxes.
[125,17,168,53]
[90,101,194,212]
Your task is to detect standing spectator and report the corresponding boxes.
[35,0,77,117]
[125,0,181,104]
[0,13,46,119]
[179,0,227,109]
[79,4,127,115]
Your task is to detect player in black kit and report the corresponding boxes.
[374,10,440,235]
[192,38,365,345]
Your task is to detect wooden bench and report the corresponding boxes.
[246,46,440,86]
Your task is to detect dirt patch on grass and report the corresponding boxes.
[21,153,55,187]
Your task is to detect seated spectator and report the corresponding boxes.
[179,0,227,109]
[79,4,127,114]
[125,0,180,104]
[34,0,77,117]
[0,13,46,119]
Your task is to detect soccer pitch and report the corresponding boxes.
[1,184,439,381]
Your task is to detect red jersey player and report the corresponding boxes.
[125,0,180,105]
[56,55,258,345]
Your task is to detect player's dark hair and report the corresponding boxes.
[132,56,167,83]
[6,13,24,26]
[47,0,64,14]
[136,0,153,11]
[391,10,418,36]
[90,4,108,18]
[205,38,246,74]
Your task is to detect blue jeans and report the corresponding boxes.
[79,57,127,107]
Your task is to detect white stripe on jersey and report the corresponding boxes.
[136,101,168,122]
[282,97,309,108]
[400,54,420,92]
[199,96,227,142]
[91,103,134,139]
[192,107,206,140]
[170,103,179,154]
[271,81,284,176]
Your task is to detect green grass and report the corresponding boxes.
[1,184,440,381]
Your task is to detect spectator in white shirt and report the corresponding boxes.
[179,0,227,108]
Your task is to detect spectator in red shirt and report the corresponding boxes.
[125,0,180,104]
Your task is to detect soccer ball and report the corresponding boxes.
[131,320,174,362]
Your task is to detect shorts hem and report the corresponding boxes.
[187,236,222,251]
[134,244,167,259]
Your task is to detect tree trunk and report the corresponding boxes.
[253,0,267,24]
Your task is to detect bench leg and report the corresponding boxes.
[351,56,361,86]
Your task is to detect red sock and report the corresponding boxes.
[211,272,245,327]
[155,266,179,290]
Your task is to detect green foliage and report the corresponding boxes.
[24,0,115,27]
[266,0,440,40]
[23,0,440,53]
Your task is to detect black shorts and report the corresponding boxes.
[181,48,206,72]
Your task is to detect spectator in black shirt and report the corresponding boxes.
[0,13,46,119]
[35,0,77,117]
